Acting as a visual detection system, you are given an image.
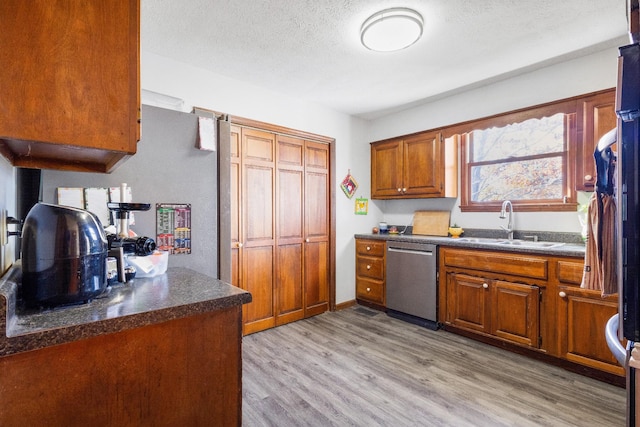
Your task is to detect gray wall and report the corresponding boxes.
[42,105,219,278]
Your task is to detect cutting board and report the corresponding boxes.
[412,211,451,236]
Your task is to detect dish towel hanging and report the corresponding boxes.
[581,143,617,296]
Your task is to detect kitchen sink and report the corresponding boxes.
[456,237,565,248]
[497,240,565,248]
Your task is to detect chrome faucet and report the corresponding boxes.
[499,200,514,240]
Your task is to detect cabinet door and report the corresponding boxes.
[241,129,276,334]
[0,0,140,172]
[491,280,540,348]
[446,272,491,334]
[557,286,624,376]
[576,90,617,191]
[371,139,403,198]
[403,132,443,196]
[275,135,305,325]
[304,141,330,317]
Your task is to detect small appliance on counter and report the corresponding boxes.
[20,203,108,308]
[106,201,157,283]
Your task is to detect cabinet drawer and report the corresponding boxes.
[356,240,385,257]
[356,278,385,304]
[443,248,548,280]
[556,260,585,286]
[356,257,385,280]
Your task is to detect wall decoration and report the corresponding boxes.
[355,197,368,215]
[156,203,191,254]
[340,170,358,199]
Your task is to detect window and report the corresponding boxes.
[459,101,577,212]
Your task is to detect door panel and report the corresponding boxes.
[448,273,490,334]
[276,244,304,325]
[305,240,329,316]
[491,280,540,348]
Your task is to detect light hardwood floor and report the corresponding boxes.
[242,305,626,426]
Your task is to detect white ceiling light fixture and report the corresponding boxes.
[360,7,424,52]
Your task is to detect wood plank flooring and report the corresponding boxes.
[242,305,625,426]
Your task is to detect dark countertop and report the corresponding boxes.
[0,262,251,356]
[354,233,586,258]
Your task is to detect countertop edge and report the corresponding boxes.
[0,265,251,356]
[354,233,586,258]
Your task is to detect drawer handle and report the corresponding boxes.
[366,246,371,251]
[559,291,567,298]
[366,287,371,292]
[585,174,593,181]
[367,265,371,270]
[482,283,489,289]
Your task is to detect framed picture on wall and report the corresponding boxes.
[355,197,368,215]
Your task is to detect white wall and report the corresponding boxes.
[367,46,621,233]
[142,51,377,305]
[0,156,16,274]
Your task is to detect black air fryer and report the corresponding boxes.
[21,203,108,307]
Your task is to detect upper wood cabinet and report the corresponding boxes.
[0,0,140,173]
[371,131,457,199]
[575,89,617,191]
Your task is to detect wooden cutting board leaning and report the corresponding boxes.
[412,211,451,236]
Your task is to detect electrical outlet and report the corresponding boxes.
[0,209,7,247]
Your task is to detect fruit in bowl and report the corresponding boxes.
[448,226,464,238]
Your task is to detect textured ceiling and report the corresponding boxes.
[141,0,628,119]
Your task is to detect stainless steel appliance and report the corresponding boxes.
[20,203,108,307]
[605,2,640,424]
[385,241,438,329]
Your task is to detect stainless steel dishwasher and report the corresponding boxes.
[386,241,438,329]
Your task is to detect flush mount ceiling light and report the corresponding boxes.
[360,7,424,52]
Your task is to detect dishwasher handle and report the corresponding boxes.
[387,247,434,256]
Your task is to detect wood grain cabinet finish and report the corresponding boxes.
[554,258,625,376]
[444,269,540,348]
[440,247,624,379]
[231,126,330,335]
[355,239,386,306]
[371,131,456,199]
[0,0,140,173]
[575,89,617,191]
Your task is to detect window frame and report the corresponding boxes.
[457,99,578,213]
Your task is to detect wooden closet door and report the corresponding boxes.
[304,141,330,316]
[230,125,242,293]
[275,135,305,325]
[241,128,276,334]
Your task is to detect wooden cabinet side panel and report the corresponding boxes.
[0,308,242,427]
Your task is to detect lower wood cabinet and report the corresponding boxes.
[355,239,386,307]
[444,261,540,348]
[440,246,624,379]
[555,259,625,376]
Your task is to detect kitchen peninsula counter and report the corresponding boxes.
[0,263,251,427]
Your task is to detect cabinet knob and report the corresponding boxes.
[559,291,567,298]
[585,174,593,181]
[237,242,243,248]
[482,283,489,289]
[367,265,371,270]
[402,188,407,192]
[305,238,310,243]
[366,246,371,251]
[397,188,402,192]
[366,287,371,292]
